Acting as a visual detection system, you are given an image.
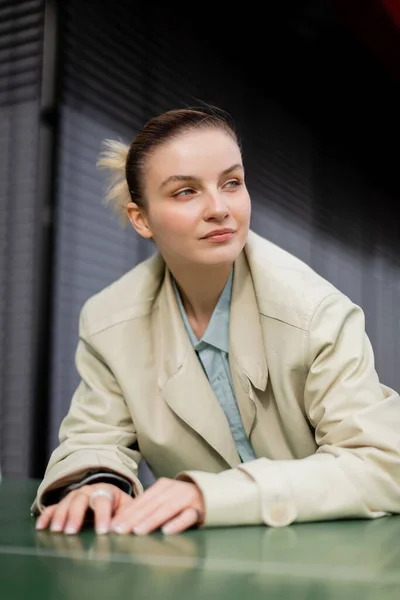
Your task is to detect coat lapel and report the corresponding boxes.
[154,269,241,468]
[229,249,269,438]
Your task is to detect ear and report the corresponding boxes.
[126,202,153,239]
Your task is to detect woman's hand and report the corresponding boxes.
[35,478,205,536]
[111,477,205,535]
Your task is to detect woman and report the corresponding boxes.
[33,108,400,536]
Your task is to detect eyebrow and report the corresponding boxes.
[159,163,244,190]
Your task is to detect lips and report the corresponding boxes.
[202,228,235,239]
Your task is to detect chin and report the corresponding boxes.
[197,244,242,266]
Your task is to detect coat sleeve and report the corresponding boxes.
[31,305,143,515]
[177,292,400,527]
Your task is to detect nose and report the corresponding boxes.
[203,190,230,221]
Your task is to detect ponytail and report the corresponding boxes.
[96,139,131,225]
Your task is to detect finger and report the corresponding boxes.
[112,485,182,534]
[63,492,91,534]
[130,490,198,535]
[132,498,194,535]
[161,508,200,535]
[129,482,200,532]
[35,505,57,531]
[92,494,114,535]
[48,494,76,533]
[117,478,173,515]
[111,478,174,530]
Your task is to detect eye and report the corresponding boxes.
[173,188,195,198]
[223,179,241,189]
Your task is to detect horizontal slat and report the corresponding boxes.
[46,0,400,461]
[0,0,43,477]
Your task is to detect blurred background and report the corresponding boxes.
[0,0,399,482]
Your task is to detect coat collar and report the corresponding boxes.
[152,243,268,467]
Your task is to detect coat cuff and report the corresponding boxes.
[237,458,298,526]
[176,468,262,527]
[239,455,383,524]
[178,457,302,529]
[60,471,134,499]
[31,453,143,515]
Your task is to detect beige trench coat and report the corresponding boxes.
[32,231,400,527]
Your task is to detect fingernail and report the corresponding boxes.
[161,524,174,535]
[96,526,108,535]
[132,524,146,535]
[65,526,77,535]
[50,523,62,532]
[36,521,45,530]
[113,523,129,534]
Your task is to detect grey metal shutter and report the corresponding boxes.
[0,0,44,476]
[49,0,400,473]
[48,0,261,451]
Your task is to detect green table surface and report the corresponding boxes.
[0,479,399,600]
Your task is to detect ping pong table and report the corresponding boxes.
[1,479,399,599]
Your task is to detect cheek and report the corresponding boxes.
[233,191,251,221]
[152,206,197,236]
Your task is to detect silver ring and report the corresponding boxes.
[89,489,114,511]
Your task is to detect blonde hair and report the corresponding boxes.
[96,107,240,227]
[96,138,131,226]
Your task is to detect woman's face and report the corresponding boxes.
[129,128,251,268]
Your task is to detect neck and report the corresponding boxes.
[170,262,233,324]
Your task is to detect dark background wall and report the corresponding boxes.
[1,0,399,480]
